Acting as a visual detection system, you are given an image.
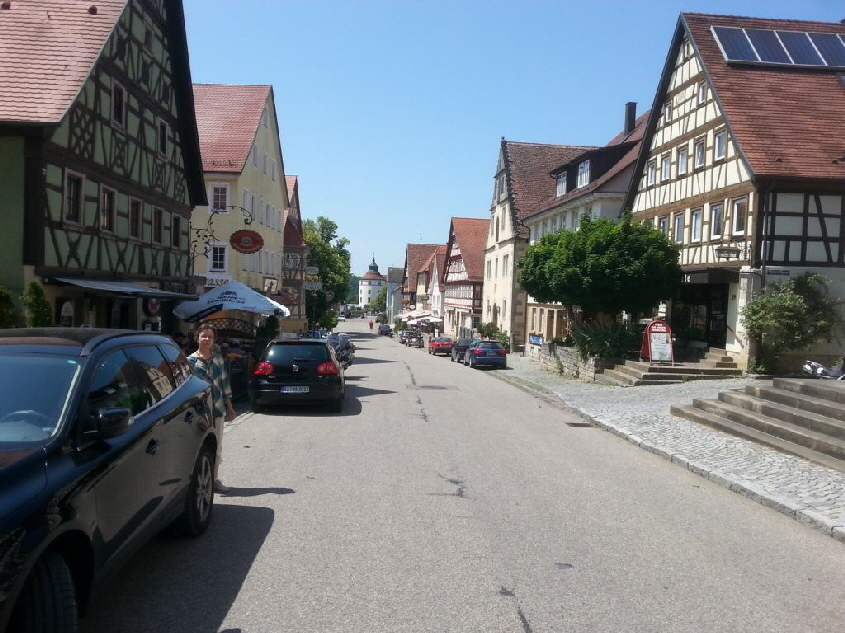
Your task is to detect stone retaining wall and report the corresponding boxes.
[527,343,619,381]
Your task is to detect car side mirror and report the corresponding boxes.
[92,407,132,439]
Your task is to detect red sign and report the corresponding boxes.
[640,319,674,363]
[229,230,264,254]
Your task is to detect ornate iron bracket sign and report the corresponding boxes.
[189,205,255,266]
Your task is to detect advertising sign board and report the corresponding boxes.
[640,319,674,364]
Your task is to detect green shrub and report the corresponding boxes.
[0,286,22,328]
[569,321,639,360]
[22,281,53,327]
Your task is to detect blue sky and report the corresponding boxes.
[183,0,843,276]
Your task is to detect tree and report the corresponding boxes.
[741,273,844,372]
[303,217,351,325]
[22,281,53,327]
[518,214,682,319]
[0,286,22,328]
[372,286,387,313]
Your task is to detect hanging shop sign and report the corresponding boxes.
[640,319,674,364]
[229,229,264,254]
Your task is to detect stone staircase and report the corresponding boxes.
[671,378,845,472]
[597,348,741,386]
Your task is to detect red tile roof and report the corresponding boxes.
[503,141,596,238]
[528,111,650,217]
[285,175,298,203]
[685,14,845,181]
[193,83,270,173]
[449,218,489,281]
[403,244,440,289]
[420,245,447,292]
[0,0,126,123]
[283,214,305,247]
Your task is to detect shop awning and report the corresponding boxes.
[51,277,197,300]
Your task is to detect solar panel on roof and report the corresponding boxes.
[809,32,845,66]
[777,30,824,65]
[712,26,758,62]
[745,29,791,63]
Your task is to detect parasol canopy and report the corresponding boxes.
[173,280,290,323]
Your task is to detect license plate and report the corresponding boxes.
[487,351,497,356]
[281,385,309,394]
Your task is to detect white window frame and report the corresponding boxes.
[153,207,163,244]
[100,186,116,232]
[678,145,688,175]
[657,216,668,235]
[694,139,706,169]
[691,208,701,242]
[697,81,707,106]
[111,80,126,129]
[646,159,656,186]
[714,129,727,161]
[710,203,724,239]
[555,174,567,197]
[129,198,142,239]
[209,242,228,273]
[731,197,747,236]
[661,155,671,182]
[157,118,168,157]
[664,101,672,122]
[576,160,590,188]
[210,183,229,213]
[673,213,684,243]
[63,169,85,224]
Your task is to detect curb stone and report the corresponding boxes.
[490,367,844,543]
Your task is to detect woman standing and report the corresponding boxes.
[188,323,237,493]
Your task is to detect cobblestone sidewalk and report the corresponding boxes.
[492,355,845,543]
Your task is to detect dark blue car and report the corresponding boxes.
[464,340,508,369]
[0,329,217,633]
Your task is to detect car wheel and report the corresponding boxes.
[173,445,214,537]
[11,551,78,633]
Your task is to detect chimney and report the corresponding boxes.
[624,102,637,136]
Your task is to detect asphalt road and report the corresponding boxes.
[81,320,845,633]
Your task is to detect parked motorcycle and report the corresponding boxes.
[802,359,845,380]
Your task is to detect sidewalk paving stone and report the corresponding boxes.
[491,355,845,543]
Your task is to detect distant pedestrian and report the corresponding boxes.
[369,320,373,330]
[187,323,236,494]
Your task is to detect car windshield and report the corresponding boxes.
[434,338,452,343]
[475,342,503,349]
[0,353,82,443]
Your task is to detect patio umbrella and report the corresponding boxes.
[173,280,290,322]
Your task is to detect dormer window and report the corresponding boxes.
[555,173,567,197]
[576,160,590,188]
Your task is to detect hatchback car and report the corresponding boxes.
[464,340,508,368]
[250,338,345,412]
[428,337,453,356]
[0,328,217,633]
[378,324,392,337]
[450,338,477,363]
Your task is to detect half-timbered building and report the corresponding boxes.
[280,175,308,334]
[442,218,488,339]
[522,104,649,357]
[0,0,206,330]
[626,13,845,368]
[400,243,440,310]
[192,84,288,298]
[482,140,594,350]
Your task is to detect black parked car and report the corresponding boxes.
[377,324,392,337]
[450,338,477,363]
[0,329,217,633]
[250,338,345,412]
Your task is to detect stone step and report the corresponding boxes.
[624,361,740,376]
[773,378,845,406]
[719,391,845,440]
[600,368,639,386]
[670,404,845,472]
[689,398,845,463]
[745,385,845,425]
[613,365,685,380]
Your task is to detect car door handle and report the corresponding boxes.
[146,439,159,455]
